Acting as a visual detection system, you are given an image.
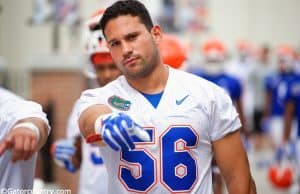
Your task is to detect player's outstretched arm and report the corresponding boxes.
[213,129,257,194]
[79,104,112,146]
[0,117,49,162]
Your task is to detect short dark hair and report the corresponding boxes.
[100,0,154,34]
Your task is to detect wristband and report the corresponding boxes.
[13,122,41,141]
[86,113,111,144]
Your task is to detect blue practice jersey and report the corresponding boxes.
[286,75,300,135]
[265,72,296,116]
[192,71,242,102]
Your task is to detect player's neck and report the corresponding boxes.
[127,64,169,94]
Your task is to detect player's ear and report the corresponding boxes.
[151,25,162,45]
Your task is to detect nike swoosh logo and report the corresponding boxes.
[167,115,186,118]
[176,95,189,105]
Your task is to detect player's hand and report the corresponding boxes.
[98,112,150,151]
[51,138,80,173]
[0,127,38,162]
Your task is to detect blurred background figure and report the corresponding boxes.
[29,0,53,25]
[251,45,272,148]
[192,38,247,135]
[190,38,247,194]
[262,44,298,149]
[260,45,298,194]
[226,39,256,134]
[51,8,121,194]
[281,70,300,194]
[30,0,80,26]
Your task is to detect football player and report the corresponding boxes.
[0,87,50,189]
[263,44,298,147]
[76,1,256,193]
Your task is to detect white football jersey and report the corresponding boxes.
[0,87,49,189]
[66,102,108,194]
[76,67,241,194]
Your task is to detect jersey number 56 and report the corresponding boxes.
[119,125,199,193]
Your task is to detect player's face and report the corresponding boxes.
[202,58,224,75]
[93,62,121,86]
[104,15,161,79]
[278,57,294,73]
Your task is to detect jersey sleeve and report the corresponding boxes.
[75,88,107,121]
[209,85,241,141]
[0,88,50,137]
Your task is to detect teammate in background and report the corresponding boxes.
[282,73,300,193]
[269,46,299,193]
[226,40,256,132]
[190,38,247,194]
[263,44,298,148]
[76,1,256,193]
[193,39,247,135]
[263,45,297,193]
[52,9,122,194]
[0,87,50,189]
[251,45,272,147]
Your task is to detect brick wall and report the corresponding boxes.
[30,70,86,193]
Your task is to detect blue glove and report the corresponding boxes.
[52,138,77,173]
[275,142,296,162]
[99,113,150,151]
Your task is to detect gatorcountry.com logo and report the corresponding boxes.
[108,95,131,111]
